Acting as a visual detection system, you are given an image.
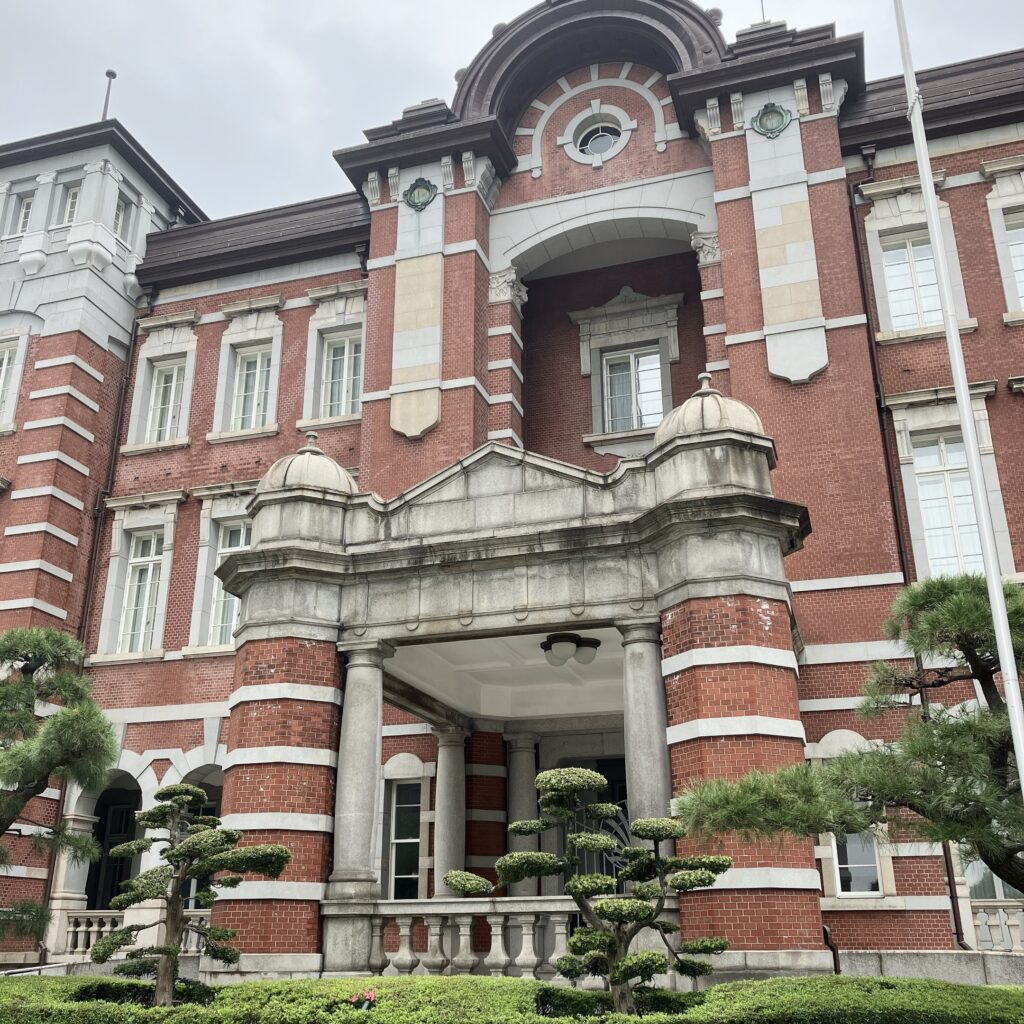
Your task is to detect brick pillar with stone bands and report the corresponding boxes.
[212,636,341,962]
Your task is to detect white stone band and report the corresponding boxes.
[220,813,333,833]
[800,640,910,665]
[222,881,326,901]
[790,573,904,593]
[662,645,798,677]
[223,747,337,769]
[227,684,342,709]
[703,868,822,891]
[667,716,805,744]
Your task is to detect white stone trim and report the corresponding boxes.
[0,329,30,428]
[126,320,197,447]
[227,684,341,709]
[662,645,798,676]
[0,559,73,582]
[725,330,765,346]
[715,185,751,204]
[10,485,84,511]
[465,763,507,778]
[220,813,333,833]
[667,716,805,745]
[705,360,730,372]
[0,598,67,621]
[23,417,94,442]
[487,359,524,383]
[700,288,725,301]
[382,723,433,737]
[982,160,1024,315]
[223,746,337,769]
[4,522,79,546]
[467,809,507,822]
[0,865,49,880]
[891,843,944,858]
[799,697,868,713]
[302,286,366,422]
[16,451,89,476]
[210,307,283,434]
[466,856,498,869]
[706,867,821,891]
[101,701,228,723]
[34,354,104,382]
[29,385,100,413]
[820,895,950,912]
[487,326,524,349]
[799,640,910,665]
[702,324,726,336]
[790,572,905,593]
[222,881,326,901]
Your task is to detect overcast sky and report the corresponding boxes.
[3,0,1020,220]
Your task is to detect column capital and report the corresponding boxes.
[341,641,395,670]
[432,726,468,747]
[503,731,539,750]
[618,621,661,646]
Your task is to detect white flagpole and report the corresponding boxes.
[893,0,1024,796]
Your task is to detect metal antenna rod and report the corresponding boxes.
[760,0,766,20]
[101,69,117,120]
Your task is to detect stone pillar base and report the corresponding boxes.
[321,904,377,974]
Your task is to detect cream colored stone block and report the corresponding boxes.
[392,364,440,386]
[391,388,441,439]
[393,254,444,334]
[780,201,813,226]
[762,281,822,325]
[757,244,790,269]
[754,220,813,250]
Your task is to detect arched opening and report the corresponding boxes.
[180,765,224,909]
[84,772,142,911]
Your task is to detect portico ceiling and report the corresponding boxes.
[387,627,624,721]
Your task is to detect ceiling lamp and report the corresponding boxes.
[541,633,601,667]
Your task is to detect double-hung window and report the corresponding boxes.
[118,532,164,654]
[231,348,272,431]
[15,193,34,234]
[1006,211,1024,310]
[320,333,363,418]
[0,343,16,422]
[210,521,251,646]
[602,347,663,433]
[388,782,421,900]
[912,434,984,577]
[60,184,81,226]
[882,238,942,331]
[113,195,131,241]
[145,361,186,443]
[833,831,881,895]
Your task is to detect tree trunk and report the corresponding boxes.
[978,847,1024,896]
[154,880,184,1007]
[611,982,636,1015]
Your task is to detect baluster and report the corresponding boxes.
[483,913,511,977]
[66,916,78,953]
[449,914,480,975]
[512,913,540,978]
[538,912,569,983]
[975,909,996,950]
[420,915,449,974]
[1005,908,1023,953]
[392,916,420,975]
[369,916,389,974]
[83,916,96,952]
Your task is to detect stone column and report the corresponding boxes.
[432,728,467,897]
[330,643,391,898]
[619,622,672,821]
[505,733,539,897]
[43,809,97,954]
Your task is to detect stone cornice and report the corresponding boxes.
[858,170,946,201]
[220,294,284,318]
[105,489,187,511]
[981,155,1024,179]
[883,379,998,409]
[137,309,200,332]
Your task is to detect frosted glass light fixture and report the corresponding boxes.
[541,633,601,667]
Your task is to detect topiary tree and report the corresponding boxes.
[0,628,118,939]
[89,783,291,1007]
[444,767,731,1014]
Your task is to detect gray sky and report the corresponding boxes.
[3,0,1021,219]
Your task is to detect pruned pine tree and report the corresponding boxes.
[444,767,731,1014]
[0,628,118,939]
[90,783,291,1007]
[674,576,1024,893]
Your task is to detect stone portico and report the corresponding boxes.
[206,379,823,979]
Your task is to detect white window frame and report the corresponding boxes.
[911,432,984,578]
[831,828,883,898]
[300,283,367,428]
[601,345,665,434]
[208,519,252,647]
[0,328,30,431]
[886,384,1016,581]
[210,307,283,440]
[15,192,34,235]
[880,236,943,333]
[377,753,433,901]
[862,182,971,341]
[982,161,1024,321]
[96,497,181,659]
[124,319,197,452]
[1005,211,1024,311]
[145,359,187,444]
[112,193,134,242]
[59,183,81,226]
[387,780,424,901]
[117,531,164,655]
[320,331,363,419]
[230,346,273,431]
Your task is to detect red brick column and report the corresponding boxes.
[464,729,507,891]
[662,594,823,950]
[213,636,342,957]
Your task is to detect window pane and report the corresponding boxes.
[393,877,418,900]
[964,857,998,901]
[393,842,418,876]
[393,805,419,841]
[210,521,251,646]
[1008,223,1024,306]
[835,833,880,893]
[395,782,420,805]
[635,352,664,428]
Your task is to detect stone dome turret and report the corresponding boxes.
[654,374,765,446]
[256,433,357,495]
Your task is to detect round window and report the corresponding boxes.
[578,124,622,157]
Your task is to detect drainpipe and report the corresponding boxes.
[846,148,971,952]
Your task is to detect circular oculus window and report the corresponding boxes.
[578,123,622,157]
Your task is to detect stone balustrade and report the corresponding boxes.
[973,900,1024,952]
[59,910,124,955]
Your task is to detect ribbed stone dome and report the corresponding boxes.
[256,433,357,495]
[654,374,765,446]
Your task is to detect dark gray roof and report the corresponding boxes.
[0,119,205,223]
[840,48,1024,153]
[138,192,370,289]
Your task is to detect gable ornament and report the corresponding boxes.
[402,177,438,212]
[750,102,793,140]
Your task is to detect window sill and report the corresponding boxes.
[583,427,657,447]
[875,318,978,345]
[819,896,903,912]
[180,644,235,659]
[583,427,658,458]
[1003,311,1024,327]
[86,650,165,667]
[0,425,15,439]
[206,424,279,445]
[296,415,362,430]
[1009,377,1024,395]
[120,437,190,456]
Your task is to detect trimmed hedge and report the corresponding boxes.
[1,973,1022,1024]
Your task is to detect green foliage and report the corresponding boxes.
[494,851,566,884]
[679,937,731,956]
[584,802,620,820]
[564,872,616,898]
[593,897,656,923]
[609,950,669,986]
[668,869,719,892]
[553,954,585,980]
[674,577,1024,894]
[630,881,662,900]
[535,767,607,793]
[566,831,618,853]
[442,869,494,895]
[0,901,52,939]
[507,819,550,836]
[567,925,618,956]
[629,818,686,842]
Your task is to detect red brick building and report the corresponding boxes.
[2,0,1023,983]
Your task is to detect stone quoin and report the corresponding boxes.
[1,0,1024,986]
